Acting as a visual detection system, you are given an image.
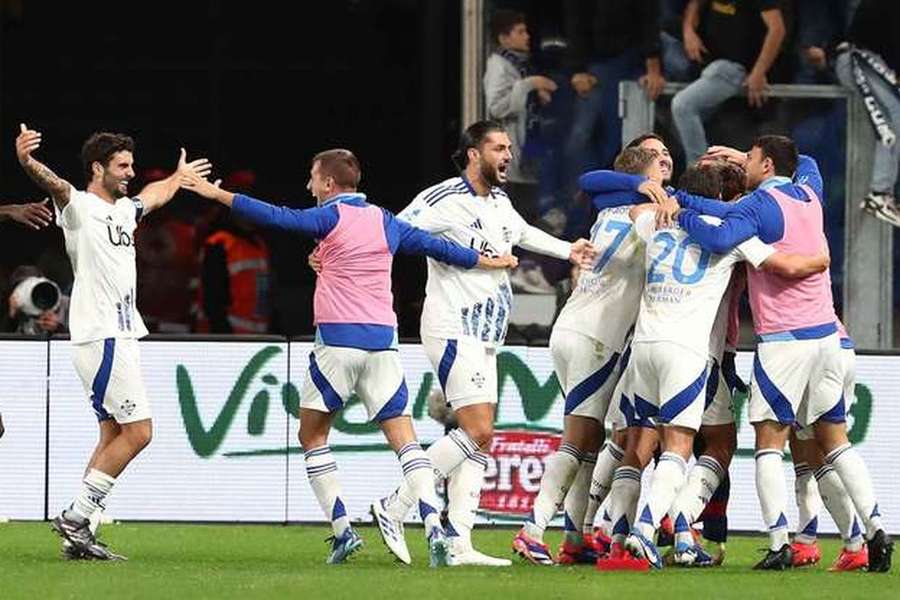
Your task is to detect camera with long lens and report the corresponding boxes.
[11,276,61,316]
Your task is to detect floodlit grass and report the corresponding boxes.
[0,522,895,599]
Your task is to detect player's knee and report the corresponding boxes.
[298,425,326,451]
[125,421,152,451]
[465,425,494,451]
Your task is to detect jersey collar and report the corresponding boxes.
[460,174,496,199]
[320,192,367,208]
[757,175,792,190]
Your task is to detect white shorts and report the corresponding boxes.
[623,341,709,431]
[71,337,150,424]
[701,357,735,427]
[550,329,621,421]
[300,344,409,421]
[748,333,844,429]
[422,335,497,409]
[795,345,856,440]
[606,344,641,431]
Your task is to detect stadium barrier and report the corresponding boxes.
[1,336,897,535]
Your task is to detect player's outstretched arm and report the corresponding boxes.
[0,199,53,229]
[759,251,830,278]
[138,148,212,215]
[15,124,71,210]
[181,170,336,238]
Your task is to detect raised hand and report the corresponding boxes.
[702,145,747,166]
[477,253,519,270]
[2,198,53,229]
[176,148,213,180]
[16,123,42,166]
[180,168,224,200]
[637,180,669,205]
[655,195,682,229]
[569,238,597,269]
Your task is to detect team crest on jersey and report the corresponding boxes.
[470,372,486,389]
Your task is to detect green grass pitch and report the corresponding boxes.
[0,522,895,599]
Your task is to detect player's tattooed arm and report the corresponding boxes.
[15,124,71,210]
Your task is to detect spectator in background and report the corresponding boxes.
[195,171,271,334]
[484,9,558,223]
[562,0,666,188]
[671,0,787,164]
[794,0,854,84]
[832,0,900,226]
[3,265,68,335]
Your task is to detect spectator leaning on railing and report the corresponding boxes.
[828,0,900,226]
[484,9,558,223]
[671,0,787,164]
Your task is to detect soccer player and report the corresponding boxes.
[789,320,867,571]
[512,146,662,566]
[15,123,211,560]
[181,149,516,565]
[661,136,893,572]
[373,120,596,567]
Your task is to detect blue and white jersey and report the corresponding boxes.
[553,205,646,351]
[399,176,571,347]
[55,185,148,344]
[632,212,772,358]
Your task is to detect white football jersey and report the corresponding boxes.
[553,205,646,351]
[56,186,149,344]
[708,283,732,363]
[398,176,571,347]
[632,212,772,358]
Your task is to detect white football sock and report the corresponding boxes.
[755,449,789,551]
[304,445,349,537]
[88,509,103,536]
[67,468,116,524]
[563,451,596,544]
[383,428,478,521]
[583,441,623,534]
[636,452,686,539]
[671,455,724,547]
[524,442,581,541]
[815,464,863,552]
[793,462,820,545]
[608,466,641,545]
[397,442,443,534]
[446,452,488,551]
[824,444,883,540]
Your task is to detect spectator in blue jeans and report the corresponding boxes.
[830,0,900,226]
[671,0,787,164]
[561,0,666,191]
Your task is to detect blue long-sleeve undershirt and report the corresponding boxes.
[231,193,478,268]
[675,154,824,253]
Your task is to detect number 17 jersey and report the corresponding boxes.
[553,205,646,352]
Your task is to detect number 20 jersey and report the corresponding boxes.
[632,213,772,358]
[553,205,646,352]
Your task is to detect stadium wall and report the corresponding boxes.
[1,338,897,535]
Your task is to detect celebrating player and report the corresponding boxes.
[512,146,661,566]
[16,123,211,560]
[181,148,516,566]
[662,136,892,572]
[372,120,596,567]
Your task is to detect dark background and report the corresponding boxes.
[0,0,464,336]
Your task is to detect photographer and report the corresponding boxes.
[5,265,69,335]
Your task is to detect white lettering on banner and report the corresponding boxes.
[0,340,896,535]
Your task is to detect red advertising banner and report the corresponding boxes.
[480,429,561,516]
